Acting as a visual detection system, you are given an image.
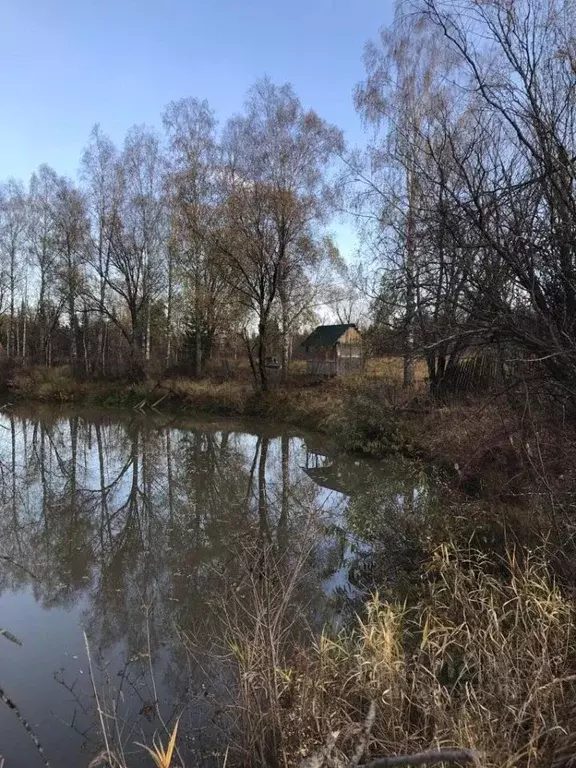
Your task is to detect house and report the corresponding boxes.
[302,324,363,376]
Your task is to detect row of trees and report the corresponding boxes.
[5,0,575,397]
[351,0,576,398]
[0,79,345,388]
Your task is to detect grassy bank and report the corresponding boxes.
[82,542,576,768]
[6,363,569,501]
[6,364,414,437]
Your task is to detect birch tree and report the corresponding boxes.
[105,126,167,378]
[221,78,342,387]
[163,97,237,375]
[52,177,89,368]
[81,125,120,375]
[0,180,27,358]
[354,5,458,386]
[28,165,59,364]
[419,0,576,397]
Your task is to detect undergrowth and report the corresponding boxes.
[220,544,576,768]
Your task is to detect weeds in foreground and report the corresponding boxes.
[213,544,316,767]
[221,543,576,768]
[80,541,576,768]
[136,719,180,768]
[82,625,186,768]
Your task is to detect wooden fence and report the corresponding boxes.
[306,358,364,377]
[433,354,542,398]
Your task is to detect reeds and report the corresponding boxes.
[224,544,576,768]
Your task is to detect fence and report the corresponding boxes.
[306,358,364,377]
[433,354,543,398]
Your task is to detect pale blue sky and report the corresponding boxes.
[0,0,393,256]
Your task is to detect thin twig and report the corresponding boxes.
[363,748,479,768]
[0,554,37,580]
[83,631,113,763]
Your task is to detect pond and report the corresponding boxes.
[0,405,432,767]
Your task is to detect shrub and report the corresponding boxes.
[328,377,420,455]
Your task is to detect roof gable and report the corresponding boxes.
[303,324,360,348]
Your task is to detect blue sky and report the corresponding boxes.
[1,0,393,257]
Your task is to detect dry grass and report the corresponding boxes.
[222,544,576,768]
[11,361,573,500]
[164,377,253,414]
[9,366,156,404]
[10,365,89,401]
[365,357,428,386]
[136,719,180,768]
[393,396,576,500]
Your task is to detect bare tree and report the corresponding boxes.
[81,125,120,375]
[417,0,576,398]
[28,165,60,365]
[332,277,369,327]
[163,97,240,375]
[354,5,459,387]
[52,177,89,368]
[218,172,280,391]
[104,126,167,378]
[0,180,27,358]
[220,78,342,388]
[278,234,343,348]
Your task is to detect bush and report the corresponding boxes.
[328,377,420,455]
[10,365,85,402]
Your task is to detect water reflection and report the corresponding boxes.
[0,406,429,767]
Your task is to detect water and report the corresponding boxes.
[0,405,430,767]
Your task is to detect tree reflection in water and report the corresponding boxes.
[0,406,430,767]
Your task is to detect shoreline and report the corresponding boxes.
[3,370,423,456]
[4,366,548,500]
[2,371,574,768]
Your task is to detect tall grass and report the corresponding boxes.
[210,544,317,767]
[222,544,576,768]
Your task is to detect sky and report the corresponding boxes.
[0,0,393,258]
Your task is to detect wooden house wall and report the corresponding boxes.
[305,326,363,376]
[337,343,362,358]
[305,345,337,361]
[339,327,362,345]
[306,358,363,376]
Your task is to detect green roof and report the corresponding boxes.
[303,324,359,348]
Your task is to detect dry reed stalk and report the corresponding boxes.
[223,544,576,768]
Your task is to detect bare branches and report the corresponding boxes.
[351,0,576,400]
[362,750,479,768]
[216,78,342,389]
[0,553,37,580]
[300,703,479,768]
[0,683,51,766]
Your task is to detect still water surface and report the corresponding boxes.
[0,405,429,767]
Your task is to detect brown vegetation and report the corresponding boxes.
[4,1,576,766]
[7,357,575,507]
[219,544,576,768]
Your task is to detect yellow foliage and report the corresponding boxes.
[136,719,179,768]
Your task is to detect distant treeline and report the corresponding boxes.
[4,0,576,404]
